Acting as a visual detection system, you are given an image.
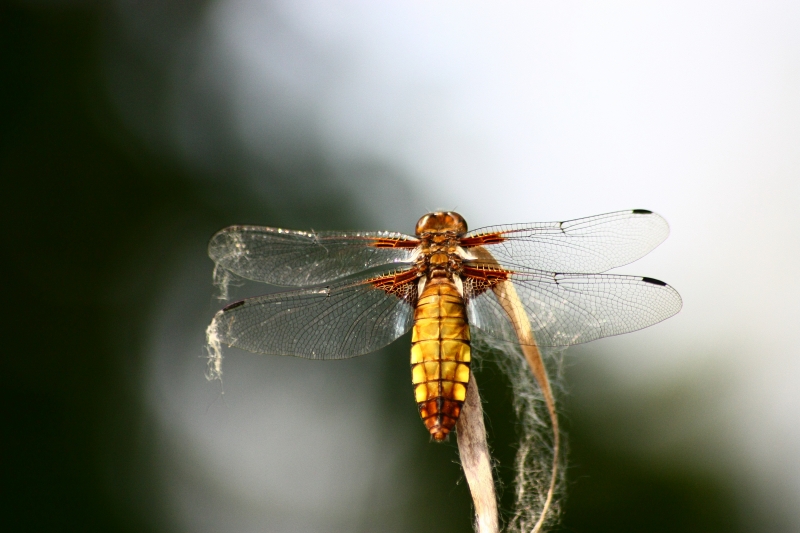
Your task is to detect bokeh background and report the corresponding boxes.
[5,1,800,532]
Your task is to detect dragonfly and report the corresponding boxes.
[207,210,682,441]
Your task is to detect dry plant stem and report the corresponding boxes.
[493,280,560,533]
[457,373,500,533]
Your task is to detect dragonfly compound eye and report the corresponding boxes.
[415,211,468,236]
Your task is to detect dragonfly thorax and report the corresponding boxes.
[416,234,464,279]
[414,212,468,280]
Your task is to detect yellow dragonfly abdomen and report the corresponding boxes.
[410,276,471,441]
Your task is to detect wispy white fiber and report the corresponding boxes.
[205,311,224,381]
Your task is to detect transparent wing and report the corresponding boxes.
[208,270,418,360]
[462,210,669,274]
[209,226,419,287]
[465,272,682,348]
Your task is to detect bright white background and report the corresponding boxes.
[123,1,800,531]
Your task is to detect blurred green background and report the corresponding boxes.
[3,2,789,532]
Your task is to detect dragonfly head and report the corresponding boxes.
[415,211,468,236]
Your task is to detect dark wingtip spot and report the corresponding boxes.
[642,277,667,286]
[223,300,246,311]
[632,209,652,214]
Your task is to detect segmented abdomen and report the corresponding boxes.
[410,276,471,441]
